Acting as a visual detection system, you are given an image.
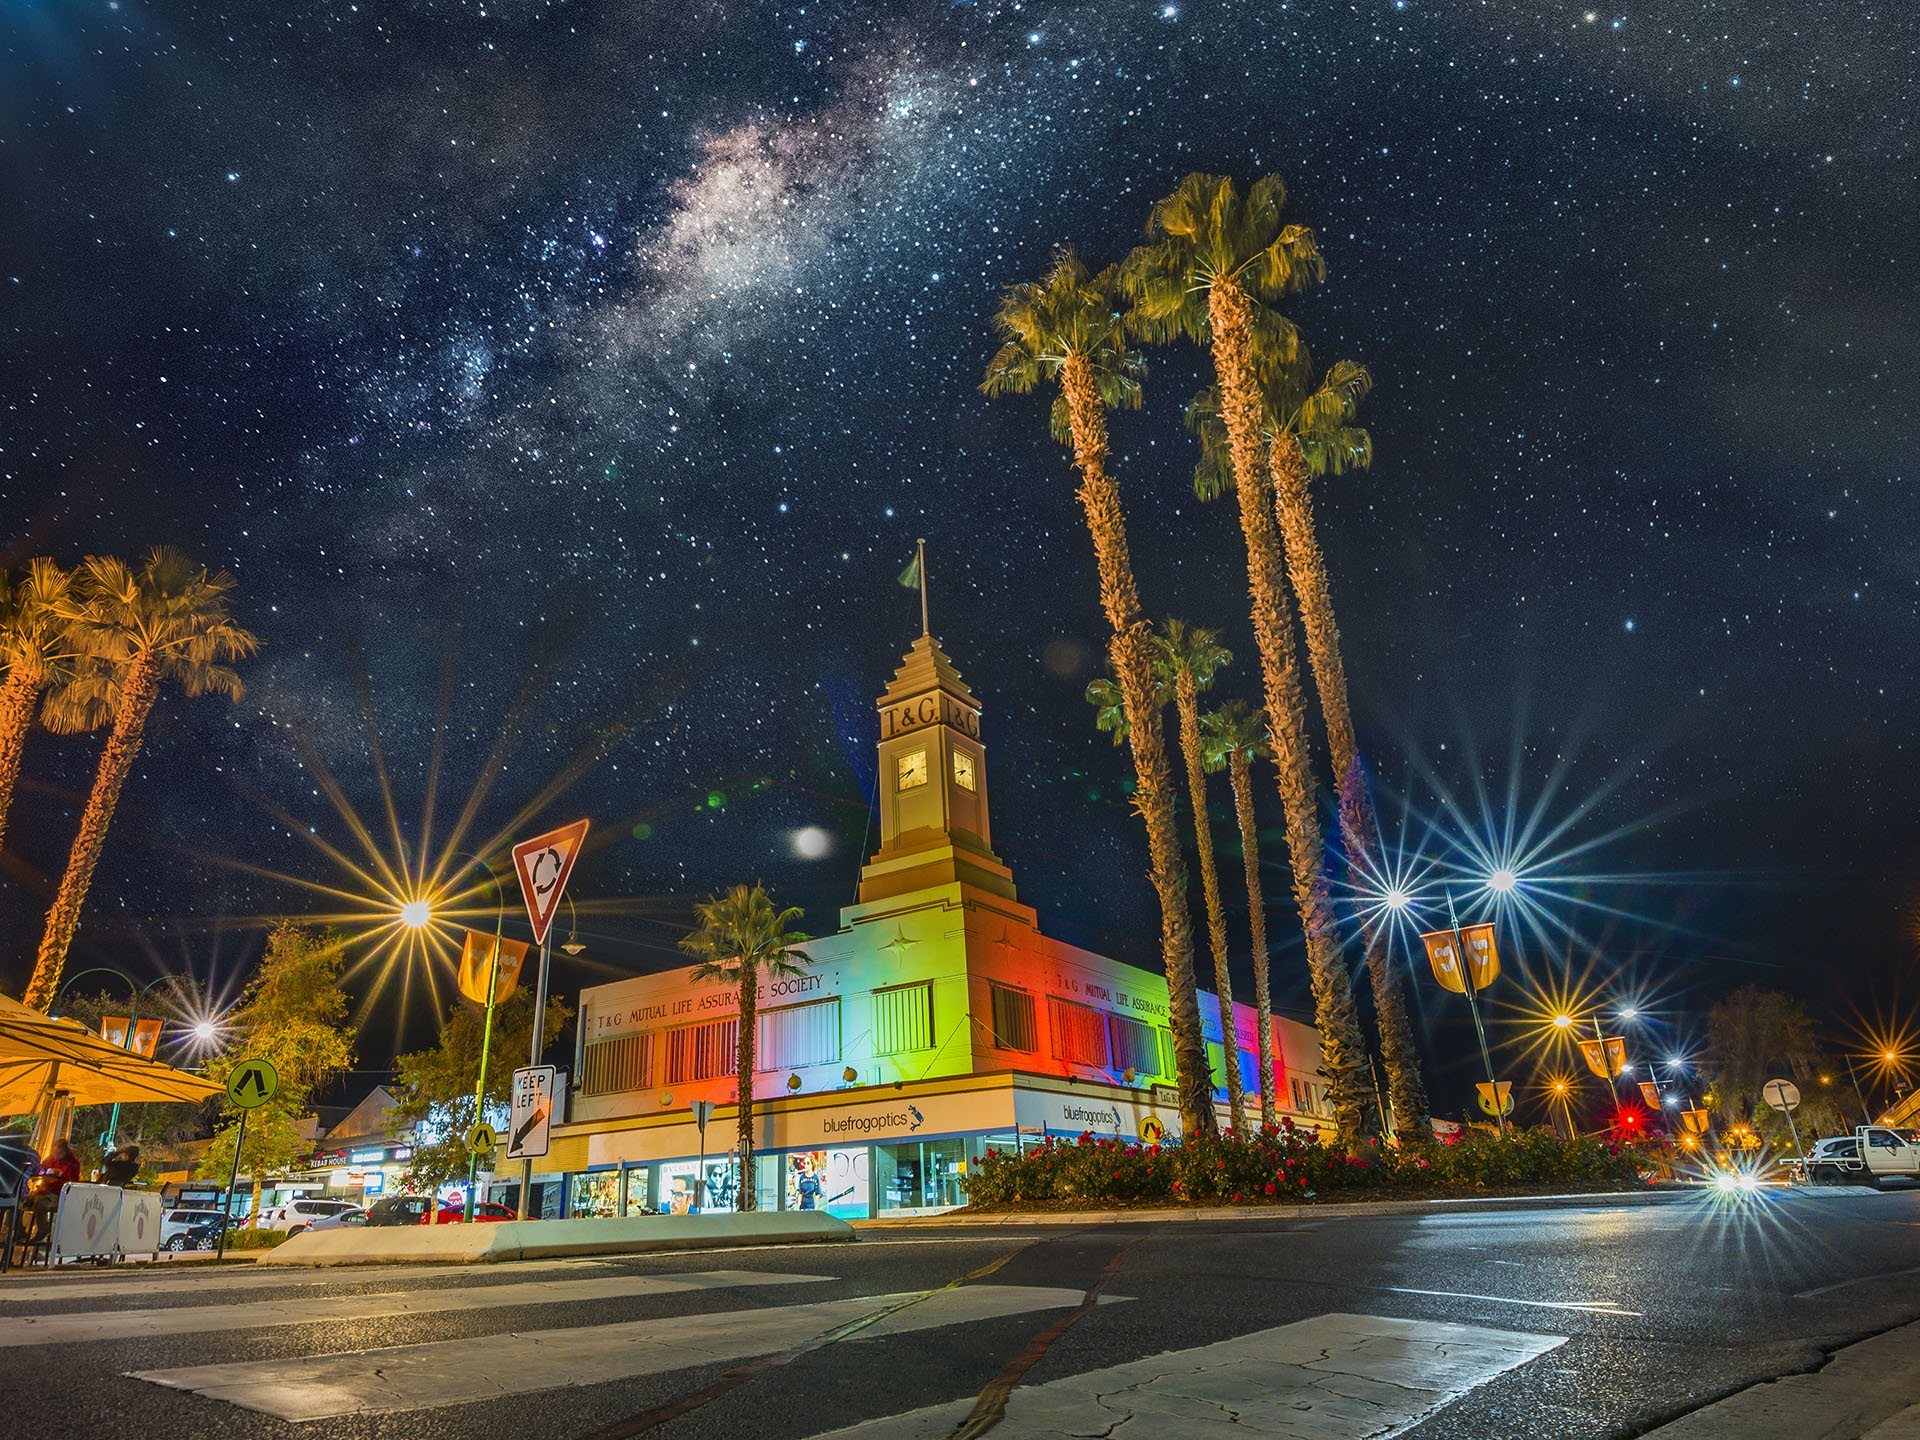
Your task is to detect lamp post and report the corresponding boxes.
[49,968,183,1154]
[1444,884,1506,1135]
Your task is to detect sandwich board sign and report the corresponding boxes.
[512,819,590,946]
[508,1065,556,1160]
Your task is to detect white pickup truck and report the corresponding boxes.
[1801,1127,1920,1188]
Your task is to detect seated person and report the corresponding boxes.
[35,1138,80,1192]
[99,1145,140,1187]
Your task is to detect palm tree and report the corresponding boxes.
[22,548,259,1011]
[0,559,79,855]
[1152,620,1245,1132]
[1190,360,1431,1138]
[679,883,812,1211]
[1203,700,1278,1129]
[984,248,1215,1138]
[1121,173,1371,1143]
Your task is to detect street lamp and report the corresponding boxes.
[399,898,433,930]
[444,851,508,1223]
[48,967,190,1152]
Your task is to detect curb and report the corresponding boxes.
[261,1211,857,1266]
[851,1187,1687,1229]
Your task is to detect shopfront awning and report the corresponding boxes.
[0,991,223,1111]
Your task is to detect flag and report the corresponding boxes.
[458,929,529,1006]
[1639,1081,1663,1109]
[1579,1035,1628,1079]
[1419,923,1499,993]
[897,552,921,590]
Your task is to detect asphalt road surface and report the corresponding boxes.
[6,1186,1920,1439]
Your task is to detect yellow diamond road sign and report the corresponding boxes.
[225,1057,279,1110]
[467,1123,498,1156]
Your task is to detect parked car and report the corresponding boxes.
[256,1198,359,1232]
[161,1215,232,1252]
[366,1195,434,1227]
[1797,1135,1865,1185]
[160,1206,226,1245]
[425,1200,516,1224]
[289,1205,367,1235]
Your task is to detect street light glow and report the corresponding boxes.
[399,898,432,930]
[192,1020,217,1044]
[1384,887,1412,912]
[1487,867,1518,893]
[1618,1006,1639,1020]
[1553,1013,1574,1029]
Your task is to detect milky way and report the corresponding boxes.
[2,1,1915,1094]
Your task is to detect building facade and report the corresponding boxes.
[517,629,1333,1220]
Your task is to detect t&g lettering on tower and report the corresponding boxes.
[881,692,980,740]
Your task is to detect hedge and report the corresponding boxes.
[963,1119,1647,1209]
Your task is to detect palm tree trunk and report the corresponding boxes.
[1270,435,1431,1139]
[1174,672,1245,1132]
[736,971,757,1212]
[1228,751,1276,1129]
[0,665,42,856]
[24,655,160,1011]
[1207,281,1370,1145]
[1061,353,1215,1139]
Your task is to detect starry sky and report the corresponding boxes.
[2,1,1915,1103]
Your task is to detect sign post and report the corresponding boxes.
[1763,1077,1804,1158]
[217,1057,278,1260]
[507,1065,556,1218]
[510,819,589,1220]
[691,1100,714,1211]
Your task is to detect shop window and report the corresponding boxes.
[581,1032,655,1096]
[1106,1012,1159,1075]
[876,1137,968,1214]
[872,982,934,1055]
[989,983,1037,1052]
[783,1149,870,1219]
[621,1166,652,1216]
[570,1169,620,1218]
[1050,996,1111,1068]
[665,1018,739,1084]
[756,997,841,1071]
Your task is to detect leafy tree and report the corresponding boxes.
[1202,701,1278,1128]
[1152,620,1246,1131]
[983,248,1215,1138]
[197,923,354,1219]
[1703,987,1852,1150]
[391,990,573,1199]
[1121,172,1370,1143]
[0,559,82,855]
[25,548,260,1010]
[680,883,811,1210]
[1189,359,1431,1138]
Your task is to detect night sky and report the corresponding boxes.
[3,1,1915,1106]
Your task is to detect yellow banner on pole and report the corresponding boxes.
[1638,1081,1662,1109]
[1579,1035,1627,1079]
[458,929,528,1006]
[101,1015,164,1058]
[1681,1107,1711,1135]
[1420,924,1500,994]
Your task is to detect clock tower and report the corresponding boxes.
[855,632,1017,906]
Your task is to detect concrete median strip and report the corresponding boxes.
[5,1269,830,1347]
[259,1210,855,1265]
[129,1284,1123,1420]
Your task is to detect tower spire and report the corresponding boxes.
[917,536,929,638]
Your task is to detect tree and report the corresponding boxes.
[391,990,573,1200]
[24,548,259,1011]
[983,248,1216,1138]
[0,559,80,855]
[680,883,812,1211]
[1703,986,1852,1149]
[1152,620,1246,1132]
[1202,700,1278,1129]
[1189,359,1432,1139]
[198,923,355,1220]
[1122,173,1370,1142]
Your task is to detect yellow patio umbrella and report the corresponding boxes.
[0,991,222,1116]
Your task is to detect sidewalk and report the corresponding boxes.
[1645,1317,1920,1439]
[850,1186,1689,1229]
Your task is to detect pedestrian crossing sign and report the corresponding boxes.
[466,1123,498,1156]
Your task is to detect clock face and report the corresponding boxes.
[952,749,977,792]
[896,749,929,791]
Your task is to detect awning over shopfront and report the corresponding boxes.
[0,991,223,1112]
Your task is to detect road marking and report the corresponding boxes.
[1795,1265,1920,1299]
[0,1256,615,1304]
[800,1311,1564,1438]
[131,1285,1126,1420]
[1387,1286,1642,1316]
[5,1269,830,1347]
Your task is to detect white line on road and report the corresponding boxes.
[131,1285,1127,1421]
[799,1311,1566,1439]
[1387,1286,1642,1316]
[0,1256,615,1304]
[5,1269,832,1347]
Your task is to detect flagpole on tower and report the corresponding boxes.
[917,537,929,637]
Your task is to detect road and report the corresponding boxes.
[5,1186,1920,1439]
